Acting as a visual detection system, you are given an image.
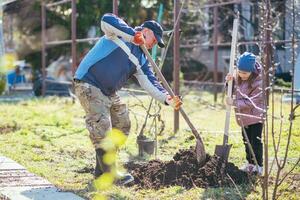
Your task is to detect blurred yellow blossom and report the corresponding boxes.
[94,128,128,199]
[94,172,114,190]
[0,54,17,73]
[107,128,127,147]
[100,128,127,151]
[103,151,116,165]
[93,193,107,200]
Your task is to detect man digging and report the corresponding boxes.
[74,13,182,185]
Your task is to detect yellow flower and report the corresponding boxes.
[94,172,114,191]
[103,151,116,165]
[0,54,17,73]
[107,128,127,147]
[100,128,127,151]
[93,193,107,200]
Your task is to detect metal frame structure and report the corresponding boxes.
[1,0,19,53]
[41,0,118,96]
[41,0,76,95]
[173,0,180,132]
[179,0,298,102]
[173,0,299,132]
[172,0,242,131]
[113,0,118,16]
[40,0,297,133]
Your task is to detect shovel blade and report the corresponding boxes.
[214,144,232,162]
[195,139,206,166]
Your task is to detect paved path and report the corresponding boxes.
[0,156,84,200]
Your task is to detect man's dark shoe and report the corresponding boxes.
[115,172,134,185]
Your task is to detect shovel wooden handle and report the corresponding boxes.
[141,45,202,142]
[223,16,239,145]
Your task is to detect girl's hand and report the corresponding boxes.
[225,73,234,82]
[225,96,233,106]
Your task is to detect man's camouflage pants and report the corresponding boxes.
[74,81,131,149]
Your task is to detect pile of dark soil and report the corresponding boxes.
[126,148,251,189]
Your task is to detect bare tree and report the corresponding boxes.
[270,1,300,199]
[258,0,300,199]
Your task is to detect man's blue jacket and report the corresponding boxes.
[74,13,167,103]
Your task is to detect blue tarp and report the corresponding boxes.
[6,70,26,86]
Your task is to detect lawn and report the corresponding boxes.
[0,90,299,200]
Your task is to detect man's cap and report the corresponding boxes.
[141,20,165,48]
[238,52,256,72]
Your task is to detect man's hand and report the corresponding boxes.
[133,31,145,45]
[165,95,182,110]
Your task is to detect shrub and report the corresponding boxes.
[275,78,291,88]
[0,73,6,95]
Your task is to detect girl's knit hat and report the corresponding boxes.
[237,52,256,72]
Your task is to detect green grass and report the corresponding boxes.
[0,91,299,200]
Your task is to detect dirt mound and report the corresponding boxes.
[126,148,251,189]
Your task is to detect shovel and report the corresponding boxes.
[214,16,239,161]
[141,45,206,165]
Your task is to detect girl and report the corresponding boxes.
[226,52,265,175]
